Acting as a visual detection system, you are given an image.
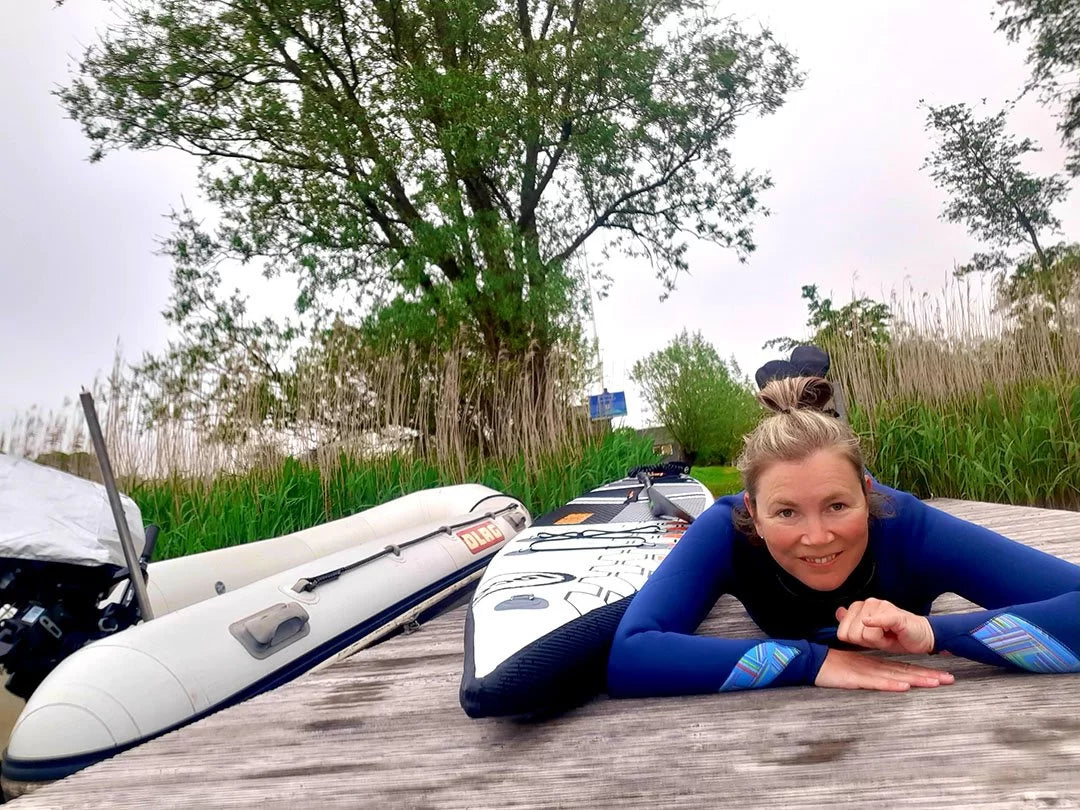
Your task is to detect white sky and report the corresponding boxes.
[1,0,1077,431]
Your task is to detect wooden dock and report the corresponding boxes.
[11,498,1080,809]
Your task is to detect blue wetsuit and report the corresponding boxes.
[607,483,1080,697]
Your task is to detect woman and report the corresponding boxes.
[607,377,1080,696]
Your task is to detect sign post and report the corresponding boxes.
[588,389,627,421]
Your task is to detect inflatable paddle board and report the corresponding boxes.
[460,463,713,718]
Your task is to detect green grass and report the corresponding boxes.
[130,429,660,560]
[855,380,1080,509]
[692,465,743,498]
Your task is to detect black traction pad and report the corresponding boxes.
[532,501,631,527]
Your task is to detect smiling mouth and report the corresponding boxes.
[802,552,841,566]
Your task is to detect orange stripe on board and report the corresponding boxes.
[554,512,594,525]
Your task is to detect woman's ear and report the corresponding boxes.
[743,492,760,535]
[864,474,873,493]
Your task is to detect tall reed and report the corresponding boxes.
[3,342,658,558]
[823,280,1080,508]
[133,429,655,560]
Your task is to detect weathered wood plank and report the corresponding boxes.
[12,500,1080,809]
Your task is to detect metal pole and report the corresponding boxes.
[79,391,154,621]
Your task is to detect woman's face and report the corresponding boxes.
[744,448,872,592]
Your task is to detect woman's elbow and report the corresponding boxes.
[606,629,651,699]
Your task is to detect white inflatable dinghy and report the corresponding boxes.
[0,456,528,791]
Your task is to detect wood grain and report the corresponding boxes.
[11,499,1080,810]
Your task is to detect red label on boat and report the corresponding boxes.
[457,521,505,554]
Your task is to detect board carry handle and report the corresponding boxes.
[635,471,697,524]
[627,461,691,479]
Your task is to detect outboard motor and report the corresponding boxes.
[0,455,154,698]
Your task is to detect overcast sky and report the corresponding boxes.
[2,0,1078,432]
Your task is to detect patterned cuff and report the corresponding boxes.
[719,641,802,691]
[970,614,1080,673]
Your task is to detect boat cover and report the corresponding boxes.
[0,454,138,568]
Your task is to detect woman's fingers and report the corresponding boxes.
[862,625,886,647]
[814,649,955,691]
[838,601,888,648]
[897,671,940,688]
[836,600,865,644]
[835,599,935,654]
[863,608,903,631]
[870,660,954,688]
[870,677,911,692]
[892,662,954,684]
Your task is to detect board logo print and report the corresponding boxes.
[475,571,575,604]
[457,520,505,554]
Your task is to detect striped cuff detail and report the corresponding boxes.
[970,614,1080,673]
[719,642,801,691]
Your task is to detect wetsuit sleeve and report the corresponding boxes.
[607,500,829,697]
[904,495,1080,673]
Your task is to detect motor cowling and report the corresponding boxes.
[0,557,144,699]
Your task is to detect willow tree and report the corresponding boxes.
[996,0,1080,177]
[921,102,1070,279]
[63,1,800,376]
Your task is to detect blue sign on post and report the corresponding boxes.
[589,390,627,420]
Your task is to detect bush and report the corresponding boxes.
[631,331,760,466]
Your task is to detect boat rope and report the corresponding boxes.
[292,503,522,593]
[529,524,671,541]
[512,523,687,554]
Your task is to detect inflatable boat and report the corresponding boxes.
[460,463,712,718]
[0,455,529,792]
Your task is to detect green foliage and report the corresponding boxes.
[691,465,743,498]
[993,242,1080,325]
[130,429,658,560]
[920,101,1071,277]
[63,0,804,421]
[764,284,891,353]
[996,0,1080,176]
[855,380,1080,509]
[631,331,758,465]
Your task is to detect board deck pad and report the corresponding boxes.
[460,471,714,718]
[533,480,710,527]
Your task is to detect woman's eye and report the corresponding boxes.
[777,508,795,518]
[830,502,846,512]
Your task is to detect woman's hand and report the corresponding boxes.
[835,598,935,655]
[814,649,955,691]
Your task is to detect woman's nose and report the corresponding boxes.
[803,517,832,545]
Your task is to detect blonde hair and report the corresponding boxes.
[732,376,890,539]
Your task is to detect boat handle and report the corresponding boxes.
[229,602,311,659]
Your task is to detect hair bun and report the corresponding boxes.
[798,377,834,410]
[758,376,835,415]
